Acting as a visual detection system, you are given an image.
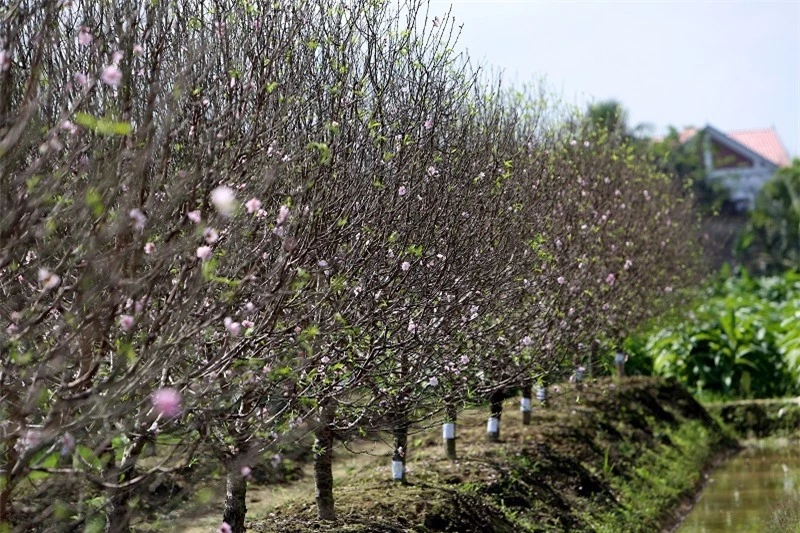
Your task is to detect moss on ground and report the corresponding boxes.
[249,377,736,532]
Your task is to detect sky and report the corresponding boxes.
[427,0,800,158]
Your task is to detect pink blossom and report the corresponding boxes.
[196,246,213,261]
[224,317,241,336]
[74,72,89,86]
[521,336,534,347]
[408,319,417,333]
[38,268,61,291]
[432,16,442,27]
[119,314,135,332]
[460,355,470,365]
[61,120,78,135]
[428,376,439,387]
[276,205,290,225]
[245,198,262,214]
[77,26,93,47]
[241,466,252,477]
[151,388,181,418]
[426,165,439,177]
[129,208,146,231]
[111,50,124,65]
[210,186,237,216]
[203,227,219,244]
[556,276,566,285]
[664,286,673,293]
[398,186,407,197]
[245,301,255,312]
[100,64,122,87]
[424,116,434,130]
[401,261,411,271]
[0,49,10,71]
[133,44,144,56]
[242,320,254,329]
[144,242,155,254]
[187,210,201,223]
[623,259,633,270]
[569,139,578,146]
[605,273,616,286]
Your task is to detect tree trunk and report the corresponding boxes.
[314,401,336,521]
[615,351,626,378]
[105,437,147,533]
[520,382,532,426]
[223,461,248,533]
[487,389,504,442]
[536,384,547,407]
[391,413,409,483]
[443,403,457,460]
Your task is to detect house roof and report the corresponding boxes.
[678,126,790,168]
[726,128,790,168]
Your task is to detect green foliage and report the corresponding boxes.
[741,159,800,272]
[629,270,800,399]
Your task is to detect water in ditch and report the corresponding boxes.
[679,444,800,532]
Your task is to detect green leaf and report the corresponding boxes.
[74,113,132,137]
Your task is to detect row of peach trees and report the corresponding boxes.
[0,0,700,531]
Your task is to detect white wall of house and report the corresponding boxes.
[708,166,775,208]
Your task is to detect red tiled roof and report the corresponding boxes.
[678,127,698,144]
[677,126,790,168]
[726,128,790,167]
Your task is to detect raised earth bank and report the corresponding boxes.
[250,377,737,533]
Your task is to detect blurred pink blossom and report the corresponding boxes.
[129,208,146,231]
[187,210,201,223]
[112,50,123,65]
[151,388,181,418]
[245,198,262,214]
[556,276,566,285]
[77,26,93,46]
[0,49,10,71]
[38,268,61,291]
[203,227,219,244]
[119,315,135,331]
[242,320,254,329]
[605,273,616,286]
[241,466,252,478]
[74,72,89,86]
[401,261,411,271]
[224,317,241,336]
[133,44,144,56]
[100,64,122,87]
[196,246,212,261]
[144,242,155,254]
[624,259,633,270]
[61,120,78,135]
[398,186,407,197]
[424,116,434,129]
[210,186,237,216]
[428,376,439,387]
[276,205,290,225]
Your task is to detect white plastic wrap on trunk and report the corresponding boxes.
[536,387,547,402]
[487,416,499,433]
[391,460,404,480]
[520,397,532,412]
[442,422,455,440]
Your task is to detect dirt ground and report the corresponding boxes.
[154,377,735,532]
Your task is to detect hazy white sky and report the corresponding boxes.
[428,0,800,157]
